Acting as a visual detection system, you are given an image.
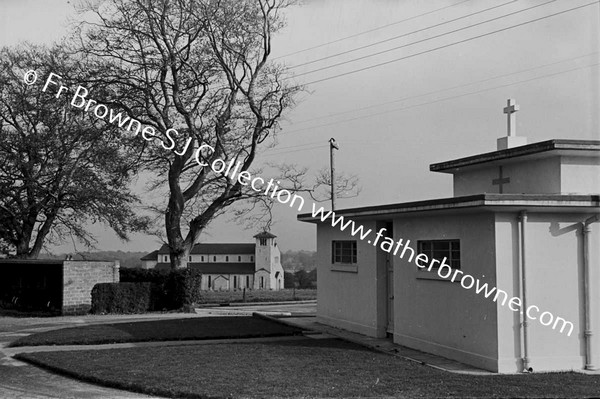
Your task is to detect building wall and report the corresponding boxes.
[316,220,381,337]
[254,239,285,290]
[495,212,600,372]
[62,261,120,315]
[560,156,600,194]
[393,212,499,371]
[453,157,561,196]
[202,274,255,290]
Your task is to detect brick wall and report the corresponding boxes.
[62,261,120,315]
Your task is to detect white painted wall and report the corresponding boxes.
[315,220,382,337]
[393,212,499,371]
[495,212,600,372]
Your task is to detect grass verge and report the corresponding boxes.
[15,338,600,398]
[9,316,301,347]
[195,288,316,304]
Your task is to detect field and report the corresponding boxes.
[195,288,316,304]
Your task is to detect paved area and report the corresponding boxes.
[270,315,495,375]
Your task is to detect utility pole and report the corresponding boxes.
[329,138,339,211]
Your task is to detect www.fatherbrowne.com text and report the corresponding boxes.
[27,69,574,337]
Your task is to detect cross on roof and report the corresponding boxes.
[503,99,520,137]
[492,166,510,193]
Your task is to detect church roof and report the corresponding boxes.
[298,193,600,222]
[154,262,255,274]
[430,139,600,173]
[154,243,255,255]
[140,250,159,261]
[253,231,277,239]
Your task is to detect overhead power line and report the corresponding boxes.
[289,0,518,70]
[274,0,472,60]
[282,61,599,136]
[297,1,599,86]
[292,0,557,79]
[288,52,598,127]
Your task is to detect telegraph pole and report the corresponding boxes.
[329,138,339,211]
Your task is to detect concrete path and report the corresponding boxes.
[268,315,495,376]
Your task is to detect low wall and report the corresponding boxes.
[62,260,120,315]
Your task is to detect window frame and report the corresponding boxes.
[416,239,461,281]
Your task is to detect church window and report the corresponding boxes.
[213,256,217,262]
[226,256,229,262]
[260,276,264,288]
[164,255,168,262]
[246,276,250,287]
[208,276,212,289]
[238,256,241,262]
[332,241,357,264]
[233,276,237,288]
[250,255,254,262]
[259,238,267,245]
[201,256,204,262]
[417,240,461,269]
[188,256,192,262]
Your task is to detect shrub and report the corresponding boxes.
[93,269,203,313]
[164,269,202,309]
[91,282,154,314]
[120,268,169,284]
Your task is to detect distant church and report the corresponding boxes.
[140,231,285,291]
[299,99,599,373]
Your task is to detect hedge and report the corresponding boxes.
[92,269,202,314]
[91,282,154,314]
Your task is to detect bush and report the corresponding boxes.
[92,268,203,314]
[164,269,202,309]
[120,268,169,284]
[91,282,154,314]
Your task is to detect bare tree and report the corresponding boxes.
[73,0,301,268]
[0,45,148,258]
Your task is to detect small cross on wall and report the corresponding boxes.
[503,99,520,137]
[492,166,510,194]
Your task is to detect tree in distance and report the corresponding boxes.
[0,45,149,259]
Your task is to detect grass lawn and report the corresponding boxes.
[16,338,600,398]
[9,316,301,347]
[196,288,316,304]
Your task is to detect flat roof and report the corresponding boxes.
[297,194,600,222]
[430,139,600,173]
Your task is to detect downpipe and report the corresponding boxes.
[519,211,533,373]
[582,214,599,370]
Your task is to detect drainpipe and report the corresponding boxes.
[582,214,599,370]
[519,211,532,372]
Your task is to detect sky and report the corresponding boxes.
[1,0,599,254]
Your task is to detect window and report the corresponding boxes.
[163,255,168,262]
[250,255,254,262]
[188,256,192,262]
[213,256,217,262]
[201,256,204,262]
[417,240,461,269]
[332,241,357,264]
[259,238,267,245]
[208,276,212,289]
[246,275,250,287]
[238,256,241,262]
[225,256,229,262]
[260,276,264,288]
[233,276,237,289]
